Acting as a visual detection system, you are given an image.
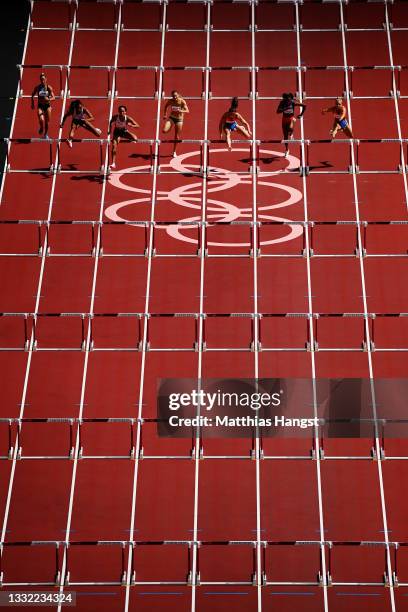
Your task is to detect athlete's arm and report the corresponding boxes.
[84,107,94,121]
[60,109,72,127]
[236,112,251,131]
[219,112,228,134]
[109,115,116,135]
[162,99,171,120]
[322,105,335,115]
[127,115,140,128]
[31,85,38,109]
[276,101,284,114]
[181,100,189,114]
[295,102,306,118]
[47,86,56,102]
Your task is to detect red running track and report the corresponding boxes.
[1,1,408,611]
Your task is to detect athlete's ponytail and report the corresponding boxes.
[229,97,239,112]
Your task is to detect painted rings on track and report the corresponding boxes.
[105,148,304,247]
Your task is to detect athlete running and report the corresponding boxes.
[322,97,354,139]
[277,92,306,157]
[31,73,55,138]
[60,99,102,148]
[219,97,252,151]
[162,90,189,157]
[109,105,139,169]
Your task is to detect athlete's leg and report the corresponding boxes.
[282,123,290,154]
[111,136,120,168]
[344,125,354,139]
[288,118,295,139]
[43,107,51,137]
[67,122,77,147]
[82,120,102,137]
[173,121,183,156]
[37,108,45,135]
[222,128,232,151]
[162,120,172,134]
[330,120,339,139]
[125,130,138,142]
[236,124,251,139]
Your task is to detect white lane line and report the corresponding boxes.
[339,4,396,610]
[191,2,211,610]
[295,3,329,609]
[123,2,168,610]
[384,5,408,211]
[0,0,79,586]
[56,5,124,609]
[0,3,31,204]
[250,2,262,610]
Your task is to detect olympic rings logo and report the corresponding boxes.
[104,148,303,248]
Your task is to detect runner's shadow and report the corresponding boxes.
[29,168,54,175]
[70,174,105,184]
[240,156,282,165]
[129,153,153,161]
[60,163,79,171]
[309,161,333,170]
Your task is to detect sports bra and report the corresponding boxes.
[73,108,86,120]
[38,85,50,98]
[114,115,128,129]
[282,100,295,115]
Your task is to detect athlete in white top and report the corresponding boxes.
[31,73,55,138]
[109,105,140,169]
[162,90,189,157]
[60,100,102,148]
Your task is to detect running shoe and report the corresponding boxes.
[67,139,73,148]
[95,128,102,136]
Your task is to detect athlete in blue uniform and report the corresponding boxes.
[322,97,354,139]
[219,97,251,151]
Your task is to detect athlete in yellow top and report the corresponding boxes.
[162,90,189,157]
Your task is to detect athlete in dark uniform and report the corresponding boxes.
[60,100,102,147]
[109,105,139,169]
[31,73,55,138]
[277,93,306,157]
